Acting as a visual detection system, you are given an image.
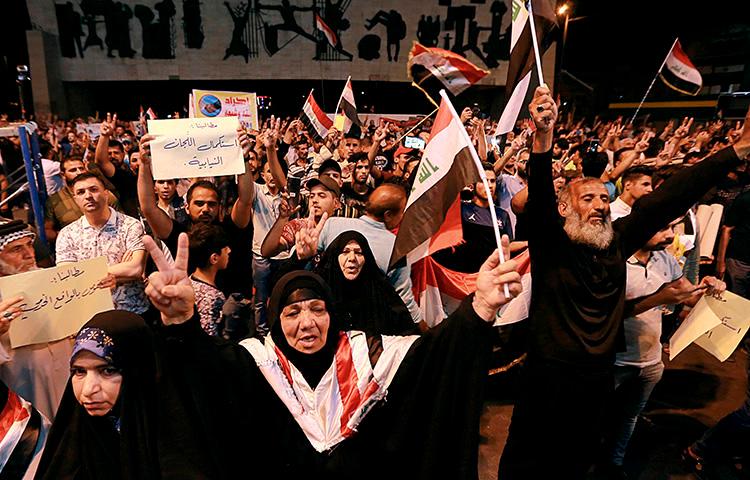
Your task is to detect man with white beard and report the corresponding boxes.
[0,220,76,420]
[498,87,750,478]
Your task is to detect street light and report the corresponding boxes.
[16,65,30,121]
[557,3,570,15]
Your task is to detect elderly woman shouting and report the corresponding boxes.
[143,232,522,479]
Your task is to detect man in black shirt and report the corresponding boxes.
[96,114,140,218]
[498,87,750,478]
[340,152,373,218]
[137,130,255,297]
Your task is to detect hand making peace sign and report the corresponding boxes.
[143,233,195,325]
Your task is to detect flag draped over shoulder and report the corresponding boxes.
[659,39,702,96]
[407,42,489,96]
[337,77,361,132]
[495,0,557,135]
[301,91,333,141]
[389,94,482,268]
[411,250,532,327]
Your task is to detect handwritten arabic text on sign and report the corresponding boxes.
[148,117,245,180]
[0,257,114,348]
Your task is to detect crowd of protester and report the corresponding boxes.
[0,86,746,479]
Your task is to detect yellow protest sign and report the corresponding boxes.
[334,114,346,132]
[147,117,246,180]
[669,291,750,362]
[192,90,258,130]
[0,257,114,348]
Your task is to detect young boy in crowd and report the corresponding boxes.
[188,223,230,337]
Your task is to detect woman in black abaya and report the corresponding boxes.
[35,310,159,480]
[144,232,523,479]
[315,231,417,335]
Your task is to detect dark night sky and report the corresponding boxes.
[558,0,750,102]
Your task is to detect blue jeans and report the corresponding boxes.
[610,362,665,466]
[252,255,282,332]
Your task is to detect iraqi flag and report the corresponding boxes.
[389,91,484,268]
[336,77,361,133]
[301,90,333,141]
[407,42,489,96]
[659,39,702,96]
[411,251,532,327]
[495,0,557,135]
[315,13,339,49]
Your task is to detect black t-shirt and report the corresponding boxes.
[340,184,372,218]
[166,216,253,297]
[109,168,139,219]
[726,190,750,263]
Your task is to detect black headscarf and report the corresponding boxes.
[315,231,417,336]
[35,310,159,480]
[268,271,340,389]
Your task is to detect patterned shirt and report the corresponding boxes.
[191,276,226,337]
[56,207,149,314]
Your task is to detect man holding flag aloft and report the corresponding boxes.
[498,83,750,477]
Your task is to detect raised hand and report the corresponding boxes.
[460,107,473,124]
[143,233,195,325]
[237,126,253,160]
[472,235,522,321]
[295,210,328,260]
[674,117,693,139]
[100,112,117,138]
[634,131,651,153]
[279,195,301,219]
[528,85,557,133]
[138,134,157,169]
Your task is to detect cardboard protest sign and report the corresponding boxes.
[192,90,258,130]
[0,257,114,348]
[147,117,245,180]
[669,291,750,362]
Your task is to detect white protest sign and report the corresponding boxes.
[76,123,101,140]
[0,257,114,348]
[147,117,245,180]
[669,291,750,362]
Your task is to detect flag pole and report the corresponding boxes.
[392,107,439,145]
[439,90,511,299]
[526,0,545,86]
[334,76,350,119]
[628,38,678,126]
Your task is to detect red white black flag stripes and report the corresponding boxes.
[389,91,485,268]
[407,42,489,96]
[315,13,339,49]
[411,251,532,327]
[659,39,702,96]
[495,0,557,135]
[301,90,333,141]
[335,77,361,133]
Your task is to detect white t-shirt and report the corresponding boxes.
[610,196,632,221]
[616,250,683,367]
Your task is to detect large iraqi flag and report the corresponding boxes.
[389,92,484,269]
[407,42,489,96]
[659,39,703,96]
